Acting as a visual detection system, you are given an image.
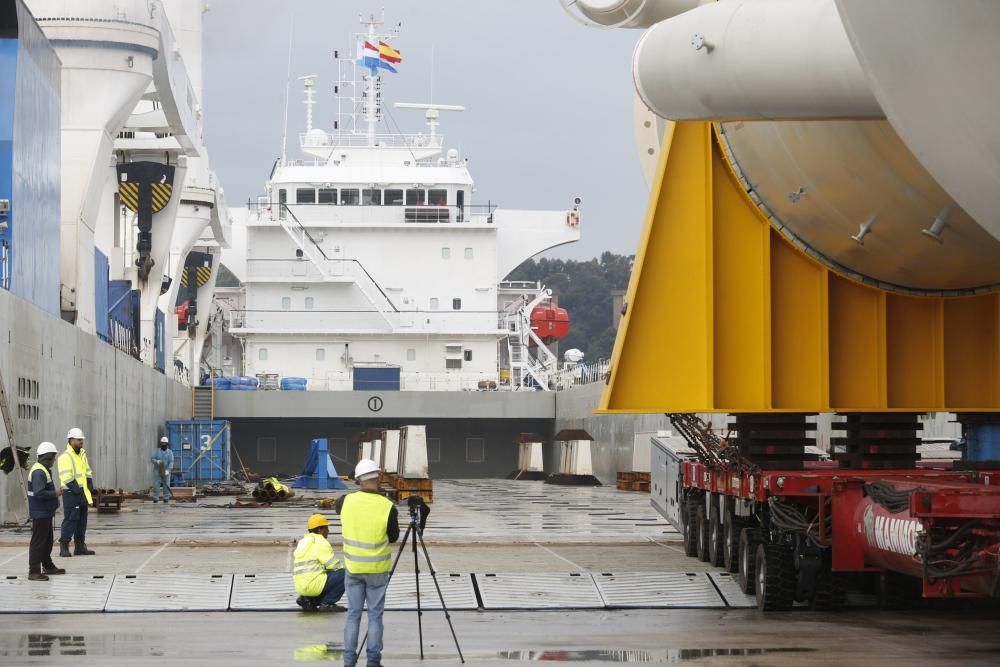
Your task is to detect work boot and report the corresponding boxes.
[318,603,346,613]
[58,541,72,558]
[295,596,319,612]
[27,572,49,581]
[152,499,158,503]
[73,541,96,556]
[42,565,66,575]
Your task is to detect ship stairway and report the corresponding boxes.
[192,385,213,420]
[276,205,396,327]
[506,313,552,392]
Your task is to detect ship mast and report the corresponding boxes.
[362,13,382,147]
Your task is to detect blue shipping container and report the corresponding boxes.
[166,420,231,483]
[353,366,400,391]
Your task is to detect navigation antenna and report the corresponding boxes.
[298,75,317,133]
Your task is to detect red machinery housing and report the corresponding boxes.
[529,305,570,345]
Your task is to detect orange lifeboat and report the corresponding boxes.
[529,305,570,345]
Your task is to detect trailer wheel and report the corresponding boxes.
[708,507,725,567]
[695,505,711,562]
[737,527,761,594]
[683,501,699,557]
[755,542,795,611]
[809,567,847,610]
[722,508,741,573]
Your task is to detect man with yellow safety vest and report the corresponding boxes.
[293,513,346,612]
[57,428,96,557]
[335,458,399,667]
[27,442,66,580]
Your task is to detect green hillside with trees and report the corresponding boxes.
[506,252,633,362]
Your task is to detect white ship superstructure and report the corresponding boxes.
[226,15,580,390]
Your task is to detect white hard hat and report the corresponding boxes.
[159,436,169,443]
[37,442,58,456]
[67,427,85,440]
[354,458,380,481]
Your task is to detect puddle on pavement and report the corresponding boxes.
[498,648,816,662]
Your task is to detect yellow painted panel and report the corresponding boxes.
[712,145,768,410]
[828,275,885,409]
[600,122,714,412]
[886,295,944,408]
[944,295,1000,408]
[770,232,828,409]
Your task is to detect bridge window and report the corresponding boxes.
[258,348,268,361]
[428,189,447,206]
[363,189,382,205]
[430,297,439,310]
[441,247,450,260]
[316,348,325,361]
[318,188,337,204]
[296,188,316,204]
[406,348,416,361]
[406,189,425,206]
[340,189,360,205]
[384,189,403,206]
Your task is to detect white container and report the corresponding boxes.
[398,425,429,479]
[381,429,401,473]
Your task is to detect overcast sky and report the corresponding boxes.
[203,0,648,261]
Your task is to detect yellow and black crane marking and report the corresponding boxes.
[116,162,177,280]
[120,181,174,214]
[179,264,213,289]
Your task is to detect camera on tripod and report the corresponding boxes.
[406,494,430,532]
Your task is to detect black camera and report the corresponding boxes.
[407,494,430,531]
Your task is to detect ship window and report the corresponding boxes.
[430,298,439,310]
[406,189,425,205]
[258,348,268,361]
[340,189,360,205]
[466,437,485,463]
[384,189,404,206]
[452,298,462,310]
[304,297,314,309]
[406,348,416,361]
[464,247,473,260]
[318,188,337,204]
[278,189,287,204]
[257,437,277,463]
[446,358,462,370]
[428,189,447,206]
[441,247,450,260]
[316,348,325,361]
[281,297,291,310]
[363,189,382,205]
[427,437,441,463]
[296,188,316,204]
[464,350,473,362]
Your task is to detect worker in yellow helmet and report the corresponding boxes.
[293,513,346,612]
[56,428,96,557]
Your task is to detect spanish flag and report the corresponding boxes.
[378,41,402,64]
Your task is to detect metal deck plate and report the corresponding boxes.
[105,574,233,612]
[592,572,726,608]
[0,574,113,613]
[385,572,478,610]
[476,572,604,609]
[229,573,298,611]
[707,571,757,608]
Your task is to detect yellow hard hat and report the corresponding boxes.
[307,513,329,530]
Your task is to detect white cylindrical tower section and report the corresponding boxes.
[633,0,882,120]
[163,0,207,101]
[570,0,700,28]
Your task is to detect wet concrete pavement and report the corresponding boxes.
[1,480,998,664]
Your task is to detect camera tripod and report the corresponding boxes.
[359,496,464,663]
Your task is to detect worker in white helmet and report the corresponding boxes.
[151,436,174,503]
[337,458,399,667]
[56,427,96,557]
[27,442,66,580]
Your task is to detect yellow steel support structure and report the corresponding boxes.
[600,122,1000,414]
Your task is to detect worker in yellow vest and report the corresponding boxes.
[56,428,96,557]
[336,459,399,667]
[293,513,346,612]
[27,442,66,580]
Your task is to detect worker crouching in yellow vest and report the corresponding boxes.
[336,459,400,667]
[293,514,346,612]
[56,428,96,557]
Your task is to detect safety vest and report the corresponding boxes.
[58,447,93,504]
[27,461,51,492]
[27,462,59,518]
[292,532,342,597]
[340,491,393,574]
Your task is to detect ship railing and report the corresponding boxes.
[549,359,611,390]
[298,131,444,150]
[251,371,503,392]
[246,201,497,225]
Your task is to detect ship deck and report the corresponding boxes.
[0,480,997,665]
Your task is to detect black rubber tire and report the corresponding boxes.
[810,567,847,611]
[683,501,699,558]
[708,507,725,567]
[695,505,710,562]
[755,542,796,611]
[737,527,761,594]
[722,508,741,573]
